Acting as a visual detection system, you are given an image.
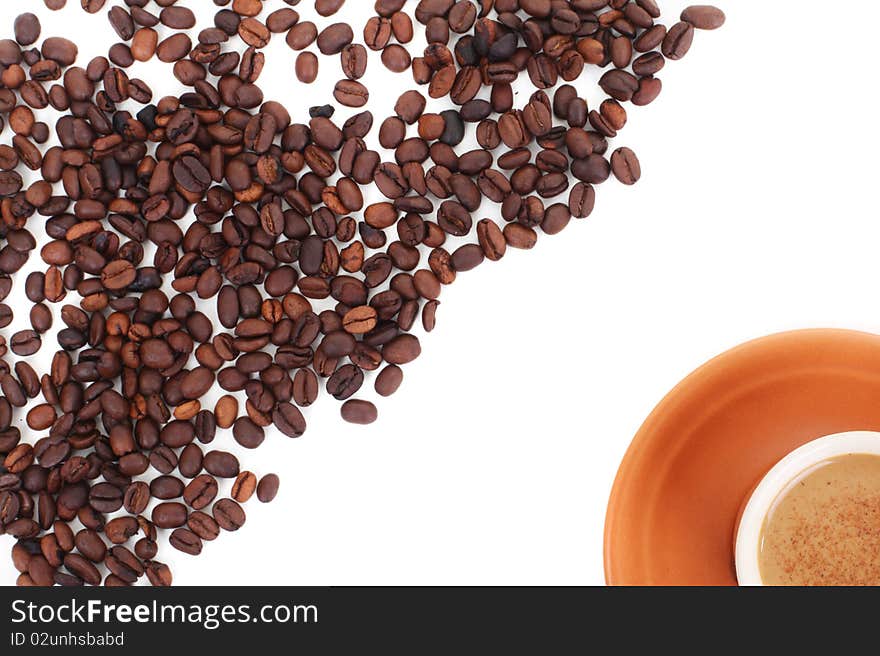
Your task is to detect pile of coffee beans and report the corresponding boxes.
[0,0,723,586]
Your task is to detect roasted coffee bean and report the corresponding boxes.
[662,21,695,60]
[232,471,257,503]
[183,475,218,511]
[569,183,596,219]
[341,44,367,80]
[610,147,642,185]
[232,417,264,449]
[334,80,369,108]
[340,399,378,425]
[317,23,353,55]
[375,364,403,397]
[203,451,240,478]
[287,21,317,50]
[681,5,725,30]
[273,402,307,437]
[152,502,188,529]
[292,370,318,407]
[14,13,41,46]
[146,561,172,587]
[11,330,41,356]
[213,498,246,531]
[214,395,238,429]
[256,474,280,503]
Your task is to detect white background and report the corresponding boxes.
[3,0,878,586]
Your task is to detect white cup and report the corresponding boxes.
[735,430,880,585]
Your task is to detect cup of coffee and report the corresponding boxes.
[735,431,880,585]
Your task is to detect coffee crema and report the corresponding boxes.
[758,454,880,585]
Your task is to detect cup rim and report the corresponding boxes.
[734,430,880,585]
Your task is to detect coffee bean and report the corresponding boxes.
[257,474,280,503]
[213,498,246,531]
[611,147,642,185]
[14,14,41,46]
[232,417,264,449]
[146,562,172,587]
[341,399,378,425]
[11,330,40,356]
[662,22,695,60]
[341,44,368,80]
[81,0,106,14]
[184,475,218,511]
[203,451,240,478]
[40,37,79,66]
[214,395,238,429]
[334,80,369,108]
[375,364,403,397]
[681,5,725,30]
[232,471,257,503]
[187,511,220,541]
[569,183,596,219]
[273,402,307,437]
[152,502,188,529]
[382,44,411,73]
[382,334,421,365]
[267,9,300,33]
[170,528,203,555]
[317,23,353,55]
[287,21,317,50]
[156,33,192,63]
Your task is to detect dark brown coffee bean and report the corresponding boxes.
[334,80,369,108]
[11,330,40,356]
[124,482,150,515]
[232,417,265,449]
[150,475,184,500]
[569,183,596,218]
[213,498,246,531]
[167,527,201,556]
[632,76,663,106]
[292,370,318,407]
[156,33,192,63]
[633,52,666,77]
[81,0,106,13]
[662,22,695,60]
[364,16,392,50]
[341,44,367,80]
[340,399,378,425]
[317,23,353,55]
[504,223,538,250]
[375,364,403,397]
[187,511,220,541]
[183,474,218,510]
[681,5,725,30]
[203,451,239,478]
[273,402,307,437]
[599,70,639,102]
[151,502,187,529]
[42,37,78,66]
[257,473,280,503]
[14,13,41,46]
[610,147,641,185]
[287,21,317,50]
[146,561,172,587]
[267,8,300,33]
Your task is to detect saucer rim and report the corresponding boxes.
[603,328,880,586]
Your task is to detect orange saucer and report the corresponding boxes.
[604,329,880,585]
